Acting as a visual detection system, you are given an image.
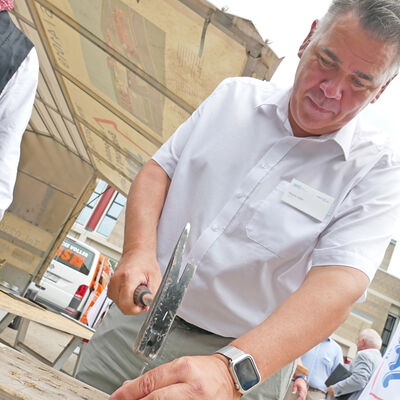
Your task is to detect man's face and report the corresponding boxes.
[356,336,365,351]
[289,12,397,137]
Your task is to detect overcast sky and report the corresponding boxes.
[211,0,400,277]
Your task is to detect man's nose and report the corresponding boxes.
[320,78,343,100]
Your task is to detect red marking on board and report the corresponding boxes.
[93,117,152,157]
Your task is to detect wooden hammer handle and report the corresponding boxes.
[133,285,153,307]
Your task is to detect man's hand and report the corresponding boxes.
[109,354,241,400]
[292,378,307,400]
[108,159,170,315]
[328,385,335,398]
[107,250,161,315]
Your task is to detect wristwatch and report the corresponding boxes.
[294,375,308,383]
[215,345,261,394]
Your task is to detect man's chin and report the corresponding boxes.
[292,120,337,137]
[289,108,337,136]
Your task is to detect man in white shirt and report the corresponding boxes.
[0,2,39,221]
[77,1,400,399]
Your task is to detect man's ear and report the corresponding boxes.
[298,19,318,58]
[371,73,398,103]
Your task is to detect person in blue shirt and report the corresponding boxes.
[285,338,343,400]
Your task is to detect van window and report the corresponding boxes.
[54,238,95,275]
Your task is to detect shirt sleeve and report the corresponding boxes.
[152,78,234,179]
[311,153,400,282]
[0,47,39,220]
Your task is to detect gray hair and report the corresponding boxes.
[317,0,400,74]
[359,328,382,349]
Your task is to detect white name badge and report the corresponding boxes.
[281,179,334,221]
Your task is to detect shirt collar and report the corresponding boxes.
[255,85,357,161]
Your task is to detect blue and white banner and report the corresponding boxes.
[358,323,400,399]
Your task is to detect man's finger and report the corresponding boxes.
[110,360,180,400]
[111,383,193,400]
[116,357,201,400]
[118,281,143,314]
[110,270,144,314]
[143,383,199,400]
[107,275,118,302]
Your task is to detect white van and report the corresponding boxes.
[29,236,112,320]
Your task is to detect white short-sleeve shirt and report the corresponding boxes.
[152,77,400,338]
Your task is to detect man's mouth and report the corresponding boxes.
[306,95,334,114]
[305,88,340,115]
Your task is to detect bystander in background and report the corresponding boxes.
[328,329,382,399]
[285,337,343,400]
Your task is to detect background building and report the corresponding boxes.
[68,179,126,269]
[333,240,400,358]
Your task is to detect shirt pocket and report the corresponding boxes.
[322,356,333,369]
[246,180,327,257]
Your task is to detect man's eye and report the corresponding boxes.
[319,56,333,67]
[352,78,366,88]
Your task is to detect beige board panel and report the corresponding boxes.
[35,2,191,142]
[45,0,247,109]
[63,76,159,163]
[13,0,34,24]
[35,98,64,143]
[19,132,93,195]
[10,173,78,234]
[0,344,107,399]
[30,106,50,135]
[9,133,94,235]
[47,107,77,150]
[125,0,247,104]
[0,213,53,253]
[0,237,42,274]
[37,71,58,109]
[79,122,139,180]
[0,292,93,339]
[64,119,91,161]
[92,156,132,196]
[20,21,72,121]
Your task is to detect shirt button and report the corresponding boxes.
[236,193,244,199]
[212,225,219,232]
[261,163,268,169]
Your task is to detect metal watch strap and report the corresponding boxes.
[215,345,261,394]
[215,345,245,390]
[216,345,247,361]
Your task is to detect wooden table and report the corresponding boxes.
[0,288,94,375]
[0,343,108,399]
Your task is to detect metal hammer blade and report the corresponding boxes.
[133,223,196,360]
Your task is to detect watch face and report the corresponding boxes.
[233,357,261,392]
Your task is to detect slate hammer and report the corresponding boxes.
[132,223,196,360]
